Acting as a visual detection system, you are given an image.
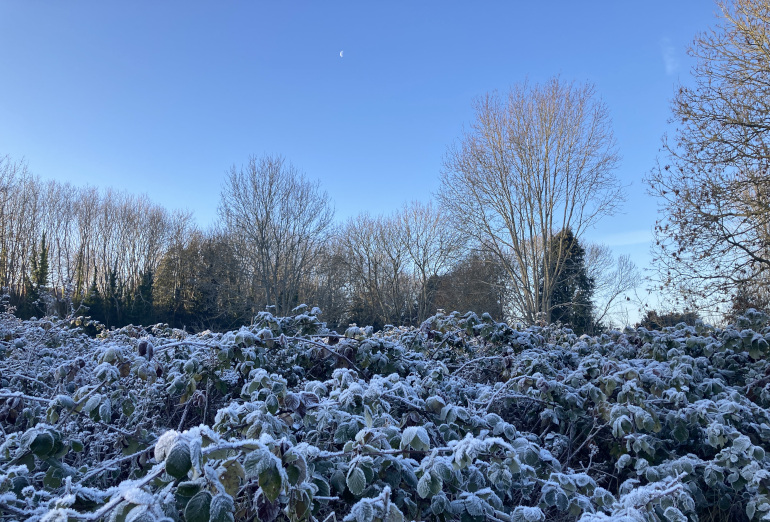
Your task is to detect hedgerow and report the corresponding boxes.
[1,306,770,521]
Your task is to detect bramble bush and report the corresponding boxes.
[2,306,770,521]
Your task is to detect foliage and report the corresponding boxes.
[637,310,701,331]
[648,0,770,312]
[542,229,595,335]
[3,306,770,520]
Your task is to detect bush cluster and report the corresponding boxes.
[1,307,770,521]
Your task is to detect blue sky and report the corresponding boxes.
[0,1,719,297]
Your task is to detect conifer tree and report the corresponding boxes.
[544,229,595,334]
[20,234,50,318]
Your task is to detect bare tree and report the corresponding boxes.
[648,0,770,313]
[585,244,641,327]
[218,154,334,314]
[398,201,464,322]
[338,213,415,328]
[439,78,622,323]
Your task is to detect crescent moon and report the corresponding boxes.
[340,51,344,58]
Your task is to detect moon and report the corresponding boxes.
[340,51,344,58]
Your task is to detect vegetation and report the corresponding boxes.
[3,308,770,521]
[0,147,635,334]
[648,0,770,314]
[438,78,622,325]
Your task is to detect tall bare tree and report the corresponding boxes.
[648,0,770,313]
[398,201,464,322]
[439,78,622,323]
[218,154,334,314]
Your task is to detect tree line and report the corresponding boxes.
[0,140,638,334]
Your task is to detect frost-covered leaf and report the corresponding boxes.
[165,442,192,479]
[259,464,283,502]
[210,493,235,522]
[346,465,367,496]
[662,506,687,522]
[400,426,430,451]
[184,491,212,522]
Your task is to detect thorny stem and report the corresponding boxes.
[80,446,154,483]
[68,464,167,520]
[0,391,52,404]
[7,372,54,390]
[284,336,363,374]
[452,355,505,375]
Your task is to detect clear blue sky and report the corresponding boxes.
[0,1,719,294]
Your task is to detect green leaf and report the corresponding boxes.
[285,453,307,485]
[672,423,689,444]
[184,491,212,522]
[662,506,687,522]
[122,399,135,417]
[210,493,235,522]
[166,442,192,479]
[417,472,432,499]
[556,490,569,511]
[346,465,366,496]
[400,426,430,451]
[11,475,29,496]
[30,431,55,458]
[44,466,63,488]
[265,394,279,414]
[258,464,283,502]
[330,470,346,494]
[243,449,265,478]
[177,479,204,498]
[747,501,756,520]
[431,493,449,515]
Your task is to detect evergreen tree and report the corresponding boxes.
[103,265,123,327]
[33,233,49,290]
[638,310,700,330]
[544,229,595,334]
[130,270,154,326]
[82,274,104,323]
[19,234,50,318]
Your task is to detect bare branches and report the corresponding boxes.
[649,0,770,313]
[219,154,334,315]
[439,78,622,324]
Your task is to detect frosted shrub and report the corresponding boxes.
[1,309,770,520]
